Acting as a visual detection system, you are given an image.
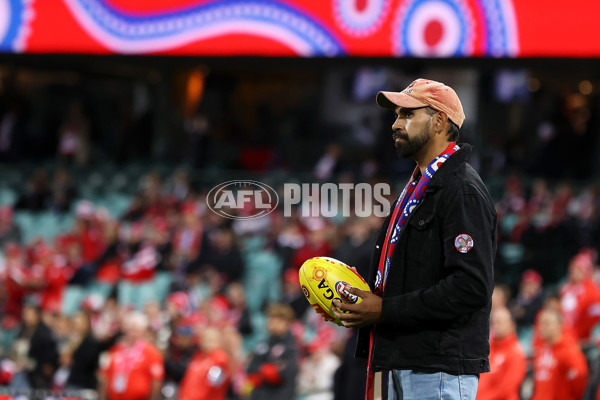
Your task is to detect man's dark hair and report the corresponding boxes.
[447,121,460,142]
[425,106,460,142]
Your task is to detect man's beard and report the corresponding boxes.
[394,119,432,158]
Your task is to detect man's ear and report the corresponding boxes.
[435,112,449,135]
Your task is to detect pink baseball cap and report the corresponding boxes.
[377,78,466,128]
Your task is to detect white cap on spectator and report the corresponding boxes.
[127,311,149,331]
[76,200,94,219]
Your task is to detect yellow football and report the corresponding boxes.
[298,256,371,326]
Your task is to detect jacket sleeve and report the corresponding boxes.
[381,178,496,327]
[563,350,589,400]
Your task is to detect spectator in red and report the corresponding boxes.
[560,250,600,343]
[33,245,71,313]
[73,201,106,264]
[477,307,527,400]
[210,282,253,336]
[511,269,545,328]
[166,291,192,322]
[291,218,332,269]
[2,243,29,318]
[120,222,159,283]
[531,309,588,400]
[98,311,164,400]
[119,221,160,309]
[244,304,298,400]
[178,326,230,400]
[531,294,577,357]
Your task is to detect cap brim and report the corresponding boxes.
[376,91,427,110]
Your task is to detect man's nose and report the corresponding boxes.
[392,118,404,132]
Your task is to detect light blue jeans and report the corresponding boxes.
[388,370,478,400]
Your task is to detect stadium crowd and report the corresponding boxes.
[0,164,599,400]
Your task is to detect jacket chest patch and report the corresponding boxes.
[454,234,474,253]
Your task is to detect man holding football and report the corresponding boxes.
[333,79,497,400]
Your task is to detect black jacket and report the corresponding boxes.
[356,145,497,375]
[27,322,58,389]
[248,331,298,400]
[67,334,100,389]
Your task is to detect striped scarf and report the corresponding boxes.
[374,141,459,294]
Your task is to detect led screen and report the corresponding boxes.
[0,0,597,57]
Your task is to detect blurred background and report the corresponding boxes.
[0,0,600,399]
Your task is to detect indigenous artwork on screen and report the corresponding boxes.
[0,0,596,57]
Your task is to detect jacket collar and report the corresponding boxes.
[427,143,472,188]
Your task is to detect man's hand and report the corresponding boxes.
[332,286,383,328]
